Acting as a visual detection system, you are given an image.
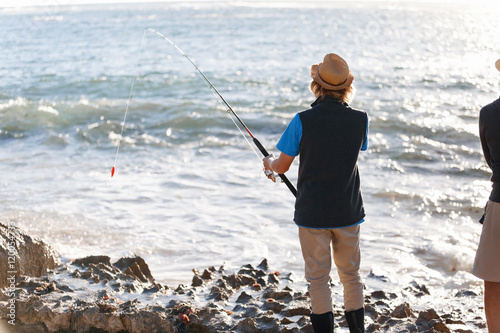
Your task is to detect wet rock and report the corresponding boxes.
[280,272,295,282]
[365,304,379,320]
[263,288,293,302]
[366,322,381,332]
[0,247,485,333]
[236,291,253,303]
[144,283,164,293]
[377,314,392,324]
[430,319,451,332]
[416,308,450,332]
[257,276,268,287]
[33,281,58,295]
[390,302,413,318]
[73,255,111,267]
[232,304,262,318]
[367,270,389,282]
[210,285,230,301]
[225,272,257,288]
[54,280,74,293]
[370,290,388,300]
[175,284,187,293]
[234,317,259,332]
[201,268,215,280]
[445,318,466,325]
[238,264,256,274]
[70,269,81,278]
[193,304,235,332]
[114,256,155,284]
[261,298,286,313]
[375,300,389,307]
[256,314,281,331]
[192,274,204,287]
[455,289,478,297]
[405,280,431,296]
[124,308,176,332]
[238,265,267,281]
[97,302,118,313]
[417,308,441,323]
[381,317,406,328]
[124,280,144,293]
[252,282,263,291]
[293,292,309,302]
[0,222,60,288]
[120,298,141,312]
[282,305,311,317]
[257,258,270,270]
[87,262,121,283]
[296,315,313,330]
[216,278,231,291]
[268,272,280,284]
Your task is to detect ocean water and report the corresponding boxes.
[1,0,499,322]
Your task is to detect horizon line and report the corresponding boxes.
[2,0,495,9]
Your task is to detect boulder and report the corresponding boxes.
[0,222,59,288]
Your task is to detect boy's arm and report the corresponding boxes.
[263,152,295,175]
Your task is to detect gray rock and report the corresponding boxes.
[192,274,204,287]
[257,258,270,270]
[73,255,111,267]
[390,302,413,318]
[0,223,60,288]
[455,289,478,297]
[234,317,260,332]
[236,291,253,304]
[114,256,155,284]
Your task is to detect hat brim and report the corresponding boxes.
[311,64,354,91]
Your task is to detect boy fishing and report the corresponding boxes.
[263,53,369,333]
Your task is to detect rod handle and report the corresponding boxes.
[253,138,297,197]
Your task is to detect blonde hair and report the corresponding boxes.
[310,80,355,104]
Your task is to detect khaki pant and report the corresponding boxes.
[299,225,364,314]
[473,200,500,282]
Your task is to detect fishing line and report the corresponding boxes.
[145,28,258,155]
[112,28,297,197]
[111,29,147,178]
[226,111,262,161]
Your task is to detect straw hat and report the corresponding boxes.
[311,53,354,91]
[496,58,500,72]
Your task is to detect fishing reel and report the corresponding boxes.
[264,168,276,183]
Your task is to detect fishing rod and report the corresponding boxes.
[113,28,297,197]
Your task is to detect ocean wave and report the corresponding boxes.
[43,133,69,147]
[414,238,476,275]
[0,95,272,153]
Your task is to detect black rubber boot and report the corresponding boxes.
[345,307,365,333]
[310,311,334,333]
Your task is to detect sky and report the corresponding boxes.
[1,0,498,7]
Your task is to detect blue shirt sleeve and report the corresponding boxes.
[276,113,302,157]
[361,114,369,151]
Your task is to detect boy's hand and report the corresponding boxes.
[263,154,276,182]
[263,154,275,170]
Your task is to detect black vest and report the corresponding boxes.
[295,96,367,229]
[479,97,500,202]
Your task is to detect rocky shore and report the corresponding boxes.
[0,223,487,332]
